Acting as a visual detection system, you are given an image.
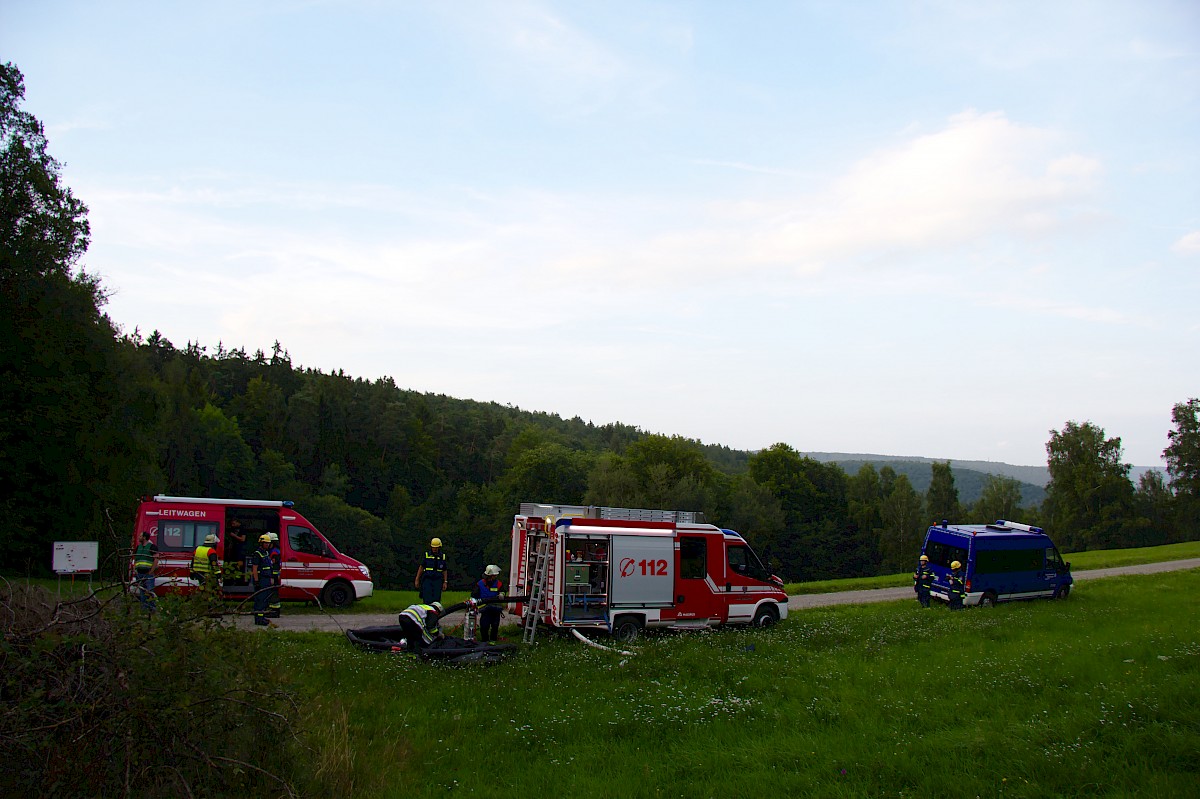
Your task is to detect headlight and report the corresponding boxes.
[358,565,370,578]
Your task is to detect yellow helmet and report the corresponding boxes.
[951,560,962,570]
[919,555,929,562]
[430,537,442,548]
[258,534,271,544]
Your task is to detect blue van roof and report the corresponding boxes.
[925,523,1052,543]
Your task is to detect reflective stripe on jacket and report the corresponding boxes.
[399,604,440,645]
[421,550,446,576]
[134,543,156,572]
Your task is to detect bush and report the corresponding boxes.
[0,580,301,797]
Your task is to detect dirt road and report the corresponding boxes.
[240,557,1200,632]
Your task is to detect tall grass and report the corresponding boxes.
[278,569,1200,798]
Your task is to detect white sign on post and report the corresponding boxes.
[53,541,99,574]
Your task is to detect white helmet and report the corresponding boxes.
[484,564,501,576]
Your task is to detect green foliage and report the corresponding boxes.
[1044,421,1136,551]
[1165,398,1200,531]
[283,570,1200,797]
[925,460,960,522]
[971,473,1025,524]
[0,582,301,797]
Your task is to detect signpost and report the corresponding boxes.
[53,541,99,596]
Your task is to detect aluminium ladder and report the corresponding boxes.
[522,537,551,644]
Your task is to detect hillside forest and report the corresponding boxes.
[4,61,1200,589]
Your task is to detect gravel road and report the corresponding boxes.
[239,557,1200,632]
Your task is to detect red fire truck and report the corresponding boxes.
[509,503,787,642]
[130,495,373,608]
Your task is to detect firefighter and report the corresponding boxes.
[398,601,444,652]
[191,533,221,591]
[226,519,247,580]
[913,554,933,608]
[249,534,276,627]
[471,564,505,642]
[132,532,158,611]
[266,532,282,618]
[948,560,966,610]
[414,538,448,604]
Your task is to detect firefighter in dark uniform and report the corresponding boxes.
[414,537,448,604]
[249,534,276,627]
[913,554,934,608]
[948,560,966,610]
[471,564,505,642]
[267,532,282,618]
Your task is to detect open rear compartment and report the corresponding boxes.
[561,533,610,623]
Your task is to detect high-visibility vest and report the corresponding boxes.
[251,547,276,579]
[421,550,446,576]
[192,545,217,574]
[400,604,440,645]
[134,543,156,572]
[475,578,503,600]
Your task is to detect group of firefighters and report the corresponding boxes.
[912,554,966,609]
[130,519,282,626]
[400,537,508,651]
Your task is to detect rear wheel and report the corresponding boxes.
[752,604,780,628]
[321,580,355,609]
[979,591,998,608]
[612,616,642,644]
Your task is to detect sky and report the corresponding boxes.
[3,1,1198,469]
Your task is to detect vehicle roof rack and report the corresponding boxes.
[518,503,705,524]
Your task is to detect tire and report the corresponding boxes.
[979,591,998,608]
[611,616,642,644]
[752,603,780,628]
[321,580,355,609]
[1055,585,1071,600]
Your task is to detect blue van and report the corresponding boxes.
[920,520,1073,607]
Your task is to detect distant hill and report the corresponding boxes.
[802,452,1048,507]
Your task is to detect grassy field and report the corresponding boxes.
[278,568,1200,798]
[785,540,1200,595]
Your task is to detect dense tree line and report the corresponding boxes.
[3,61,1198,589]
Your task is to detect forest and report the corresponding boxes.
[3,60,1199,589]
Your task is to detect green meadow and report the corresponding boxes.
[280,568,1200,798]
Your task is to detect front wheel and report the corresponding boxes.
[321,580,355,609]
[752,604,780,628]
[1054,585,1071,600]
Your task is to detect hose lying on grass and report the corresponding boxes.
[571,628,635,657]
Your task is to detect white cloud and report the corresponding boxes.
[1172,231,1200,255]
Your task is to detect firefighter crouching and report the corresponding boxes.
[398,602,444,652]
[191,533,221,592]
[249,535,277,627]
[948,560,966,610]
[913,554,933,608]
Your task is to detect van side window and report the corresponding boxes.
[158,521,219,553]
[924,540,967,569]
[727,544,772,583]
[679,537,706,579]
[288,525,330,559]
[975,549,1044,574]
[1046,548,1065,570]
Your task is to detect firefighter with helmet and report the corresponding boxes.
[414,537,448,604]
[398,601,445,652]
[266,532,282,618]
[471,564,505,642]
[191,533,221,591]
[913,554,933,608]
[249,534,277,627]
[948,560,966,611]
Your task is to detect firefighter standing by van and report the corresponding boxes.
[948,560,966,610]
[191,533,221,592]
[471,565,505,642]
[913,554,933,608]
[414,538,448,604]
[133,532,159,611]
[267,532,282,618]
[249,534,276,627]
[398,601,444,652]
